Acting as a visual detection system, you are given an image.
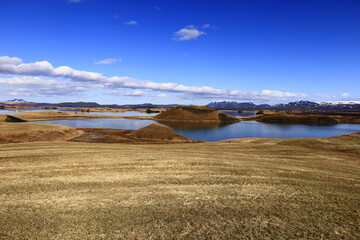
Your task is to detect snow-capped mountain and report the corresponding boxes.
[207,100,360,111]
[318,101,360,105]
[6,99,26,102]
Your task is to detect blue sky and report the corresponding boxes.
[0,0,359,104]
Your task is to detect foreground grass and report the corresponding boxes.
[0,135,359,239]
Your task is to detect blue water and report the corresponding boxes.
[81,111,158,117]
[32,118,360,142]
[162,121,360,141]
[35,118,158,130]
[0,109,158,117]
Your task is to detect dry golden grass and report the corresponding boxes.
[0,133,359,239]
[0,111,124,122]
[0,122,83,143]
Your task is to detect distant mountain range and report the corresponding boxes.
[0,99,183,109]
[1,99,360,111]
[207,100,360,111]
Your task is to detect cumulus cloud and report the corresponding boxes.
[173,25,205,41]
[0,76,86,97]
[107,90,144,97]
[342,92,350,97]
[201,23,216,29]
[95,58,121,65]
[124,20,137,25]
[0,56,328,101]
[157,94,167,98]
[124,90,144,96]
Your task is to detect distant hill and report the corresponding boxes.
[0,99,184,109]
[154,106,240,122]
[207,100,360,112]
[1,99,360,111]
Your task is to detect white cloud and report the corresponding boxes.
[0,76,57,85]
[342,92,350,97]
[0,56,330,101]
[173,25,205,41]
[69,0,81,3]
[157,94,167,98]
[0,76,87,97]
[201,23,216,29]
[202,24,211,29]
[107,90,144,97]
[124,20,137,25]
[0,56,22,65]
[124,90,144,96]
[95,58,121,65]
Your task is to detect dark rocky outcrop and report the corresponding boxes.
[5,115,27,122]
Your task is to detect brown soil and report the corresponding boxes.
[154,106,239,122]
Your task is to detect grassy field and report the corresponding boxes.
[0,111,125,122]
[0,122,83,143]
[0,134,359,239]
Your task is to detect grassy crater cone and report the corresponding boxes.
[127,123,196,142]
[154,106,239,122]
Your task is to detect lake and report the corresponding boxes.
[0,109,158,117]
[33,118,360,142]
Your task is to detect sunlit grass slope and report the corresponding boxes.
[0,133,359,239]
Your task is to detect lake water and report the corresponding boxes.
[0,109,158,117]
[36,118,158,130]
[33,118,360,142]
[221,110,257,117]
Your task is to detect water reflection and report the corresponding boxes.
[221,110,257,117]
[35,118,157,130]
[157,120,234,129]
[159,120,360,142]
[0,109,158,117]
[31,118,360,142]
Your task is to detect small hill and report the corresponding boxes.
[154,106,240,122]
[0,122,83,143]
[255,113,339,125]
[127,124,196,143]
